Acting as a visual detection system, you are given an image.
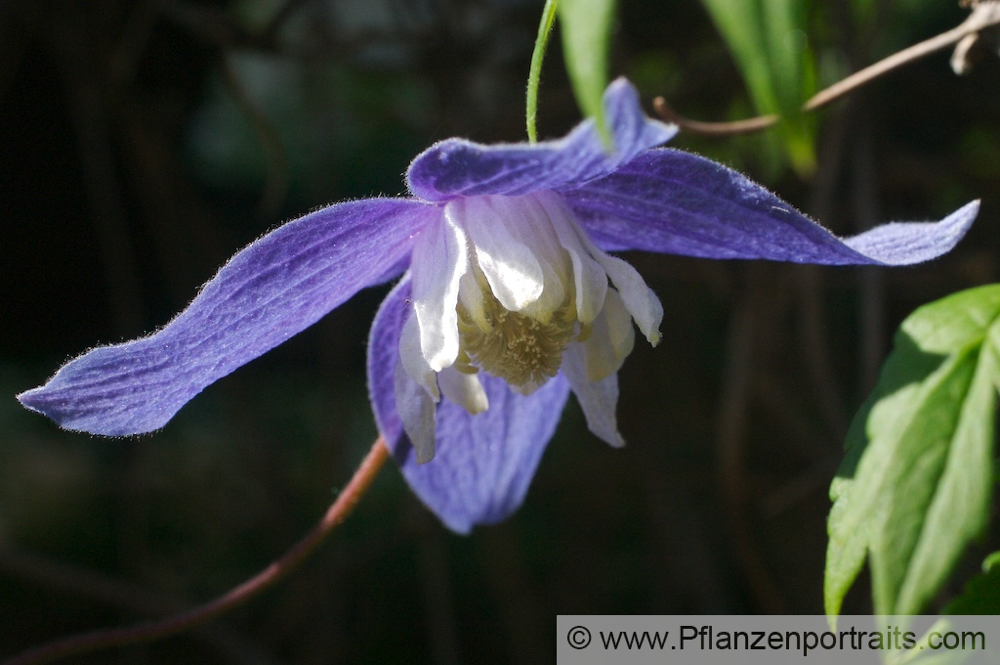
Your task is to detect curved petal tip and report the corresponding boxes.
[843,199,980,266]
[406,78,676,202]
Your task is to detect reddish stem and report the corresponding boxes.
[4,437,391,665]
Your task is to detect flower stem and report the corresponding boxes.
[526,0,559,143]
[3,437,391,665]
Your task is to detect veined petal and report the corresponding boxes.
[398,373,571,533]
[411,212,469,371]
[20,199,437,436]
[368,276,411,446]
[375,281,436,464]
[468,194,572,320]
[842,208,979,264]
[407,78,677,202]
[566,149,978,265]
[497,196,571,320]
[562,343,624,448]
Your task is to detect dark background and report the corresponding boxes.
[1,0,998,662]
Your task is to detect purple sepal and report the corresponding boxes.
[366,277,572,533]
[367,275,411,448]
[399,373,570,534]
[406,78,677,202]
[566,149,978,265]
[841,203,980,264]
[19,199,438,436]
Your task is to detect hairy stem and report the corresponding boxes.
[526,0,560,143]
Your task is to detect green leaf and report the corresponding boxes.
[945,551,1000,615]
[526,0,560,143]
[825,285,1000,621]
[699,1,773,108]
[981,551,1000,571]
[557,0,616,146]
[698,0,816,173]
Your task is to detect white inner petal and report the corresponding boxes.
[449,196,545,313]
[562,343,625,448]
[580,288,635,382]
[457,270,489,332]
[394,353,437,464]
[573,223,663,346]
[411,191,661,407]
[399,312,440,401]
[602,288,636,362]
[438,366,489,415]
[492,195,570,321]
[537,192,609,324]
[411,212,469,371]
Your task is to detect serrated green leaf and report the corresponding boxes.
[871,344,993,616]
[826,285,1000,621]
[890,618,965,665]
[557,0,615,146]
[981,551,1000,572]
[945,551,1000,614]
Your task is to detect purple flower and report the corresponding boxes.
[18,79,978,533]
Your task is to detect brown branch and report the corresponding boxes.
[652,97,777,136]
[3,437,390,665]
[655,2,1000,136]
[0,548,188,617]
[804,2,1000,110]
[0,547,276,663]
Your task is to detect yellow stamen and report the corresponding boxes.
[457,286,577,388]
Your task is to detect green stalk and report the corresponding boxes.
[526,0,560,143]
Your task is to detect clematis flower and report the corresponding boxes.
[18,79,978,533]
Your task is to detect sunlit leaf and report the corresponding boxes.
[826,285,1000,621]
[558,0,616,145]
[699,0,816,173]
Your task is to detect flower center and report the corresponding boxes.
[456,273,577,388]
